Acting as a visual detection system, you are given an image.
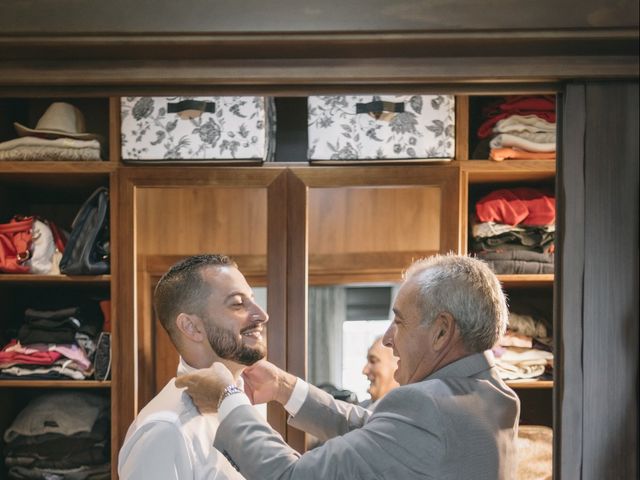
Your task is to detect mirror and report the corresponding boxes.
[307,184,447,405]
[135,185,268,407]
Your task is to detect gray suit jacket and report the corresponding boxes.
[214,351,520,480]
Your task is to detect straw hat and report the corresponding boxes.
[14,102,102,141]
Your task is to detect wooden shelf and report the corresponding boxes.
[497,274,554,287]
[506,380,553,389]
[0,380,111,388]
[0,274,110,284]
[0,161,115,174]
[460,159,556,183]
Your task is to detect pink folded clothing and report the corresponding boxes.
[0,340,62,368]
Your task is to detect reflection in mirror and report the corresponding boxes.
[135,186,268,408]
[307,184,444,406]
[308,283,399,405]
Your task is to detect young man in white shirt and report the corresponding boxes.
[118,254,268,479]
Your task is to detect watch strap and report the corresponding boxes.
[218,384,243,410]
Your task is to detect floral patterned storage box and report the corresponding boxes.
[120,96,276,163]
[307,95,455,163]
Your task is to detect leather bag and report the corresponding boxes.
[59,187,110,275]
[0,216,34,273]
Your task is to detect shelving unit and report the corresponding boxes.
[0,91,557,476]
[459,93,557,431]
[0,96,115,478]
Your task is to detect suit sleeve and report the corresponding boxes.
[287,383,372,442]
[213,389,446,480]
[118,422,192,480]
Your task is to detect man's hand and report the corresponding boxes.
[242,359,298,406]
[175,362,235,414]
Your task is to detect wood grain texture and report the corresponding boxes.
[0,1,637,34]
[1,57,637,90]
[267,171,290,438]
[136,187,268,255]
[455,95,469,162]
[309,187,442,254]
[581,82,638,480]
[557,81,639,480]
[285,170,309,452]
[113,170,136,476]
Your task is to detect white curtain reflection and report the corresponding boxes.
[307,286,346,388]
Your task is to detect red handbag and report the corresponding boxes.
[0,216,34,273]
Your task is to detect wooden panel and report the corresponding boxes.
[136,187,267,255]
[498,274,554,288]
[1,57,637,90]
[293,165,459,256]
[286,170,309,452]
[581,82,638,479]
[459,169,469,253]
[309,186,441,254]
[507,380,553,389]
[309,251,433,279]
[108,166,119,480]
[558,82,639,479]
[462,159,556,183]
[266,171,290,438]
[109,97,121,164]
[0,0,637,34]
[556,84,585,480]
[455,95,469,161]
[113,171,136,475]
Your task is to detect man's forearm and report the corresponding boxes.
[275,370,298,405]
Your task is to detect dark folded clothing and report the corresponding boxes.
[472,229,555,254]
[8,462,110,480]
[476,250,554,274]
[6,414,109,452]
[5,441,108,469]
[18,303,104,345]
[0,371,82,381]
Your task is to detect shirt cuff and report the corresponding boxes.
[218,391,252,421]
[284,378,309,416]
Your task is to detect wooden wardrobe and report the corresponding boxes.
[0,1,637,479]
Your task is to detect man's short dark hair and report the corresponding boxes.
[153,254,237,344]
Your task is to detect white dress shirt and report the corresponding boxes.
[118,358,245,479]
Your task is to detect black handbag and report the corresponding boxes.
[59,187,110,275]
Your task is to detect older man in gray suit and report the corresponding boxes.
[177,254,520,479]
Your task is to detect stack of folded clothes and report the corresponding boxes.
[494,306,553,382]
[471,186,555,274]
[516,425,553,479]
[0,102,103,161]
[3,392,110,479]
[0,137,102,161]
[474,95,556,161]
[0,301,105,380]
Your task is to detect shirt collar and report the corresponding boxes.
[176,356,245,389]
[425,350,496,382]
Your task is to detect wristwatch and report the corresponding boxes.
[218,384,243,410]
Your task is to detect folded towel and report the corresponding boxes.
[0,136,102,161]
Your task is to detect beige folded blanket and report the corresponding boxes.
[0,136,102,161]
[517,425,553,479]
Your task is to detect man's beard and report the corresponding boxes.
[205,321,266,366]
